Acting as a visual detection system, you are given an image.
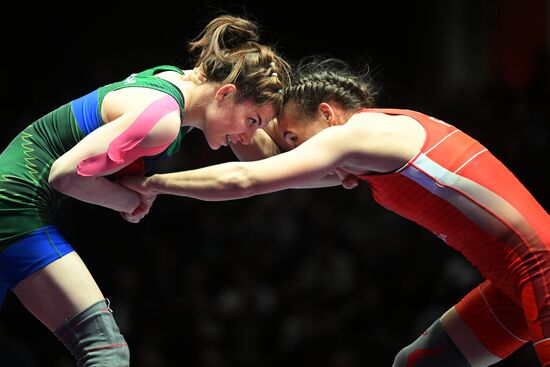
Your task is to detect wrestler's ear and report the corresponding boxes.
[215,84,237,101]
[319,102,336,126]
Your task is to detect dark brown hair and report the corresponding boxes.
[188,15,291,110]
[283,56,379,120]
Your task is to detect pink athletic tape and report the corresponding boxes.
[77,95,179,177]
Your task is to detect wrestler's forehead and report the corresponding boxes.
[278,101,302,130]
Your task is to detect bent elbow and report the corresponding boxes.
[48,161,76,194]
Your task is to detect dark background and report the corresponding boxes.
[1,0,549,366]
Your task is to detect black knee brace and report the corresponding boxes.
[393,319,471,367]
[54,299,130,367]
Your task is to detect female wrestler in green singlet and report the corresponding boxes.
[0,14,290,366]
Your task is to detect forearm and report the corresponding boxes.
[50,174,140,212]
[145,163,257,201]
[143,164,341,200]
[123,129,354,201]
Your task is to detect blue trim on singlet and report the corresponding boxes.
[71,89,101,136]
[0,225,74,306]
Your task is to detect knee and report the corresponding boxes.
[54,299,130,366]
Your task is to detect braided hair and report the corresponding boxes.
[283,57,378,120]
[188,15,291,110]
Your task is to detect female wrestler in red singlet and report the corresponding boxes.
[121,57,550,367]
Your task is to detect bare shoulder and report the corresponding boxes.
[100,87,181,148]
[335,111,426,174]
[346,111,425,143]
[347,111,420,129]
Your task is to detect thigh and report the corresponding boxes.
[13,251,104,332]
[443,280,528,363]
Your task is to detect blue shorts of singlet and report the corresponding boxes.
[0,225,74,306]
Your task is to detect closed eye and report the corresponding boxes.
[283,131,298,147]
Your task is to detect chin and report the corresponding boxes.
[205,138,219,150]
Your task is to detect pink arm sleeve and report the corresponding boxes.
[77,95,180,177]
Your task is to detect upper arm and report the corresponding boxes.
[242,124,356,193]
[51,94,181,181]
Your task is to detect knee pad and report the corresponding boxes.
[54,299,130,367]
[392,319,470,367]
